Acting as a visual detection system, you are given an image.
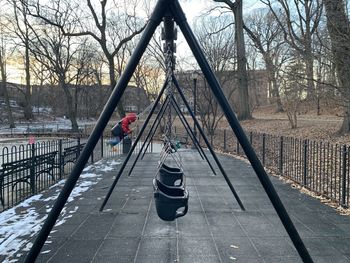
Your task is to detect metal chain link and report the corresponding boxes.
[164,40,175,139]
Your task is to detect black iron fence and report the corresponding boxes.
[174,125,349,208]
[0,132,153,212]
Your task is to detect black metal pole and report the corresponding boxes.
[100,78,169,211]
[170,97,205,161]
[24,2,167,261]
[193,77,197,140]
[140,95,171,160]
[171,1,312,262]
[172,75,245,211]
[141,97,171,160]
[127,96,171,176]
[171,97,218,175]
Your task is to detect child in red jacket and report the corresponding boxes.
[108,112,138,146]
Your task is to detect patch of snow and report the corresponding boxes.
[0,159,119,262]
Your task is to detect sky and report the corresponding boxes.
[5,0,267,84]
[181,0,266,23]
[171,0,267,68]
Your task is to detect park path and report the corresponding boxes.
[2,149,350,262]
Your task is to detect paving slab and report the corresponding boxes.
[3,149,350,262]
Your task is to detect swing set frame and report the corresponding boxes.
[25,1,313,262]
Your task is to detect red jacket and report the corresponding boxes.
[121,113,137,134]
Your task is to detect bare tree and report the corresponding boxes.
[11,0,34,120]
[244,9,284,112]
[323,0,350,133]
[193,15,236,135]
[0,14,15,128]
[213,0,252,120]
[281,58,306,128]
[26,0,146,117]
[261,0,323,105]
[28,14,82,131]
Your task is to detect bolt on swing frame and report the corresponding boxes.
[25,1,313,262]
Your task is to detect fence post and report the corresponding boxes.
[236,138,240,155]
[223,129,227,151]
[101,134,104,159]
[262,133,266,166]
[58,139,63,179]
[30,144,36,194]
[303,139,308,187]
[77,137,81,155]
[342,145,347,207]
[279,136,284,174]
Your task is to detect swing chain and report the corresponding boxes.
[164,38,175,138]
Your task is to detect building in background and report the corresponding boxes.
[176,70,269,113]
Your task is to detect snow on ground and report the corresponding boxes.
[0,159,121,263]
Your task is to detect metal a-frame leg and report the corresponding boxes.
[24,2,168,261]
[170,1,313,262]
[99,77,170,211]
[170,97,205,160]
[140,97,169,160]
[172,75,245,211]
[127,95,172,176]
[129,92,217,176]
[140,95,205,162]
[170,97,217,175]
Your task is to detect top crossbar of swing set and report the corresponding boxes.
[24,1,314,262]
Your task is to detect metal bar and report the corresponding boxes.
[100,77,169,211]
[262,133,266,166]
[24,2,167,261]
[303,140,308,187]
[171,97,217,175]
[171,98,203,156]
[279,136,283,174]
[223,129,227,151]
[101,134,104,159]
[172,75,244,211]
[170,98,205,160]
[171,1,312,261]
[342,145,347,207]
[141,95,172,160]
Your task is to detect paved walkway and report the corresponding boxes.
[6,150,350,262]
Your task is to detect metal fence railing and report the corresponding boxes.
[174,124,349,208]
[0,132,154,212]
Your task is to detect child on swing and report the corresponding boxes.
[108,112,138,147]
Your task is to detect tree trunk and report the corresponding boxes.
[233,1,251,120]
[108,56,125,117]
[265,56,283,112]
[24,37,33,120]
[323,0,350,134]
[0,51,15,128]
[340,101,350,133]
[305,53,315,101]
[60,77,79,132]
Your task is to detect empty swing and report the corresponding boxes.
[153,140,189,221]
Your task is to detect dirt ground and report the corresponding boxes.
[218,105,350,215]
[223,105,350,146]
